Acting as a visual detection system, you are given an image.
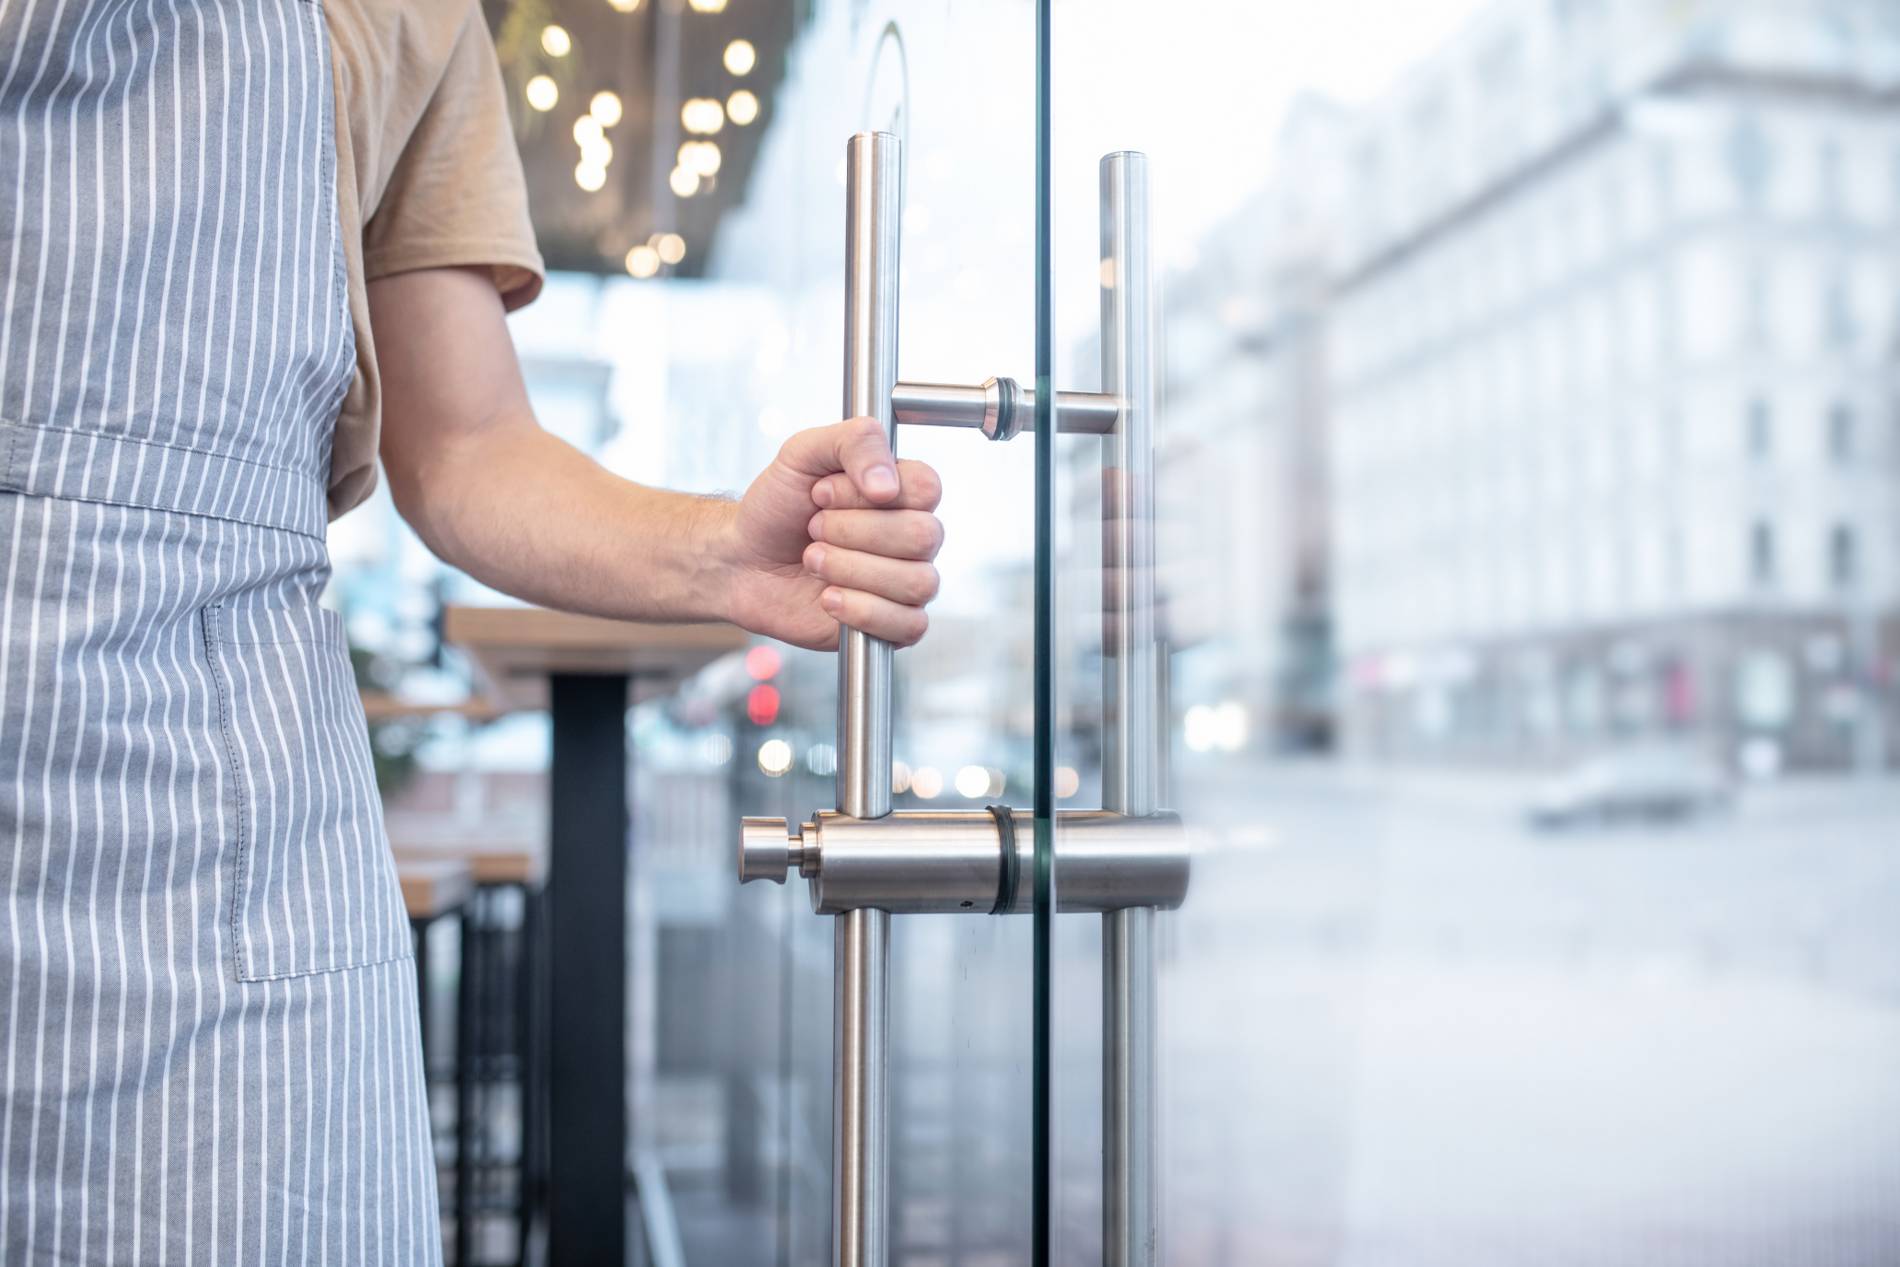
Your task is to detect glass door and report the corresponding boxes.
[1044,2,1900,1265]
[704,3,1898,1266]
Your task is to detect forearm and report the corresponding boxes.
[368,267,939,649]
[388,415,742,625]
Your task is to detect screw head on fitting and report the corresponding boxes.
[738,816,802,884]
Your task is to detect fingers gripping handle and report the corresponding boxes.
[837,131,903,822]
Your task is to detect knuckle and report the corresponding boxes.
[914,464,943,505]
[919,516,945,557]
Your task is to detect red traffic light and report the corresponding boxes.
[746,683,781,726]
[745,644,782,681]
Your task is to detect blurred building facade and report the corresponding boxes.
[1153,99,1354,756]
[1166,0,1900,772]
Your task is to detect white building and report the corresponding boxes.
[1139,98,1356,754]
[1322,0,1900,770]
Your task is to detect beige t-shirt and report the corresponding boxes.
[325,0,546,518]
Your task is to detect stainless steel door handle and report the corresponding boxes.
[1099,149,1162,1267]
[832,129,901,1267]
[891,378,1120,440]
[741,808,1187,914]
[736,134,1177,1267]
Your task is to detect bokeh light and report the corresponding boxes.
[524,75,558,112]
[726,89,760,126]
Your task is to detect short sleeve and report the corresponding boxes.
[360,9,544,310]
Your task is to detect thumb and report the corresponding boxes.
[778,416,899,503]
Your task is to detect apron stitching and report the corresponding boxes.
[202,602,253,983]
[0,415,327,482]
[242,948,411,985]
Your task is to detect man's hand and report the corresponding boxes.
[722,416,943,651]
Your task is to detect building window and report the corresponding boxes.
[1657,267,1679,355]
[1819,140,1843,217]
[1750,519,1777,587]
[1825,271,1855,347]
[1727,117,1771,211]
[1747,397,1773,459]
[1828,403,1855,464]
[1744,261,1767,343]
[1830,523,1857,589]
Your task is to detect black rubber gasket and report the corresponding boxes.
[986,804,1019,915]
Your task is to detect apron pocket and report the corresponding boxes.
[202,599,409,981]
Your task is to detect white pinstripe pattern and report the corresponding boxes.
[1,2,439,1262]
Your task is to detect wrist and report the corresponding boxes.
[690,494,747,626]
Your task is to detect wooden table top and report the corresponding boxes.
[395,857,476,921]
[440,604,748,712]
[358,693,508,724]
[390,836,548,888]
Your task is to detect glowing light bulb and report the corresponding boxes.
[678,139,721,177]
[656,232,686,265]
[589,91,623,127]
[524,75,558,112]
[723,39,756,75]
[624,244,660,278]
[540,24,572,57]
[574,162,606,192]
[669,165,701,198]
[726,89,759,126]
[680,97,725,135]
[757,738,792,776]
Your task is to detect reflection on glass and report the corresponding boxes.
[1054,1,1900,1263]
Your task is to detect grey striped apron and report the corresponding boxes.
[0,1,439,1262]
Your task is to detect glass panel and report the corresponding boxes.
[1052,1,1900,1263]
[670,2,1043,1263]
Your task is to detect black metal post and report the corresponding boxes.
[414,922,432,1079]
[547,673,630,1265]
[457,909,479,1267]
[517,885,544,1267]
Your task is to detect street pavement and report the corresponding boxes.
[1149,760,1900,1266]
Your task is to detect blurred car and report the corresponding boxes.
[1527,746,1734,830]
